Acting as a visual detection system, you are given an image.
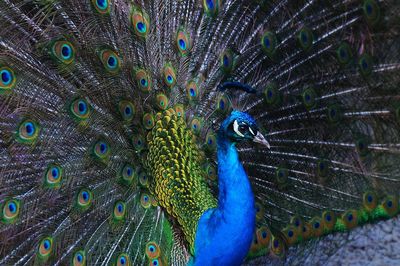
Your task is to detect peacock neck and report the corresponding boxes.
[216,132,255,220]
[192,131,256,265]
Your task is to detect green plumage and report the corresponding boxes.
[146,109,217,249]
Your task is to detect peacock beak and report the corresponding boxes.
[253,131,270,148]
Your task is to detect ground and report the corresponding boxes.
[245,216,400,265]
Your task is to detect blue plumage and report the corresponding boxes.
[193,111,266,265]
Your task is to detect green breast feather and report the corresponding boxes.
[145,108,217,248]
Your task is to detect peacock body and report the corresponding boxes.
[1,0,400,265]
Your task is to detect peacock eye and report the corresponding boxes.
[233,120,248,137]
[239,125,248,132]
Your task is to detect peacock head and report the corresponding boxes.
[220,110,270,148]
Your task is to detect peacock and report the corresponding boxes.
[1,0,400,265]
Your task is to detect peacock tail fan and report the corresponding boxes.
[0,0,399,265]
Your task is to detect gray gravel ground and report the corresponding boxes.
[245,216,400,266]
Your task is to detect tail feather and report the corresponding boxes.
[0,0,400,264]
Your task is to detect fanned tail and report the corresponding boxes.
[1,0,400,265]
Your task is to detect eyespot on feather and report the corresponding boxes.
[120,163,136,186]
[190,117,203,135]
[297,27,313,50]
[358,53,373,77]
[76,189,93,210]
[1,198,21,224]
[263,83,281,107]
[271,235,285,257]
[100,49,121,73]
[341,210,358,229]
[139,171,149,187]
[0,66,16,92]
[282,225,298,246]
[381,195,399,217]
[131,7,150,38]
[176,28,191,56]
[91,0,111,14]
[37,236,53,260]
[51,40,75,64]
[134,69,152,93]
[363,0,381,25]
[143,113,155,130]
[113,201,126,221]
[204,163,217,181]
[44,164,63,189]
[145,241,161,259]
[203,0,221,17]
[116,253,131,266]
[261,30,277,57]
[174,104,185,118]
[140,193,152,208]
[70,98,91,121]
[186,80,199,102]
[216,95,231,114]
[204,131,217,152]
[310,217,323,237]
[290,215,303,235]
[256,226,271,247]
[336,42,353,65]
[321,210,336,232]
[302,87,317,110]
[93,140,111,161]
[155,93,169,111]
[72,250,86,266]
[363,191,378,211]
[16,119,40,144]
[118,100,135,122]
[162,63,176,88]
[220,49,234,74]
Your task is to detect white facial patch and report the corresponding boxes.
[249,127,255,136]
[233,120,245,137]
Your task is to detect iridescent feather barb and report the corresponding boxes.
[1,0,400,265]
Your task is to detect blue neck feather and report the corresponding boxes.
[192,131,256,266]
